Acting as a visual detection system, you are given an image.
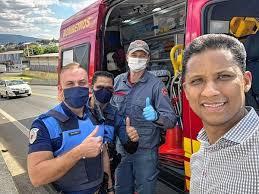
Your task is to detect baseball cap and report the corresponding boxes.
[127,40,150,54]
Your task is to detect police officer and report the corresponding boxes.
[27,63,113,194]
[111,40,177,194]
[88,71,140,191]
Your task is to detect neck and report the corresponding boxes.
[129,69,145,83]
[64,102,84,117]
[204,108,247,144]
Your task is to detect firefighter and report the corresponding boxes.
[111,40,177,194]
[27,63,113,194]
[183,34,259,193]
[88,71,140,192]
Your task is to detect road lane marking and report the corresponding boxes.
[0,143,26,176]
[32,92,57,99]
[0,108,28,177]
[0,108,29,138]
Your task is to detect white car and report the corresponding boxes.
[0,79,32,99]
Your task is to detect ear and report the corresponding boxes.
[126,54,129,62]
[146,55,150,64]
[57,84,64,102]
[243,71,252,93]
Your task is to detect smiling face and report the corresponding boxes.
[183,49,252,130]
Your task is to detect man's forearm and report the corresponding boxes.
[153,113,177,129]
[29,146,82,187]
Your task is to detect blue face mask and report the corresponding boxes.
[63,87,89,108]
[94,88,113,104]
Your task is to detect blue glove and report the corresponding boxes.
[143,97,158,121]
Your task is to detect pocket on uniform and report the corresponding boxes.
[56,159,88,186]
[131,98,145,121]
[85,154,102,181]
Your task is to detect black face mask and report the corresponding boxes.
[63,87,89,108]
[94,87,113,104]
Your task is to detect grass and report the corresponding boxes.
[0,70,58,81]
[22,70,58,80]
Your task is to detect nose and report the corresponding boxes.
[201,81,220,97]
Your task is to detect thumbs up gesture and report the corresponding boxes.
[143,97,158,121]
[79,126,103,158]
[126,117,139,142]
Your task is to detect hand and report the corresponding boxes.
[143,97,158,121]
[79,126,103,158]
[126,117,139,142]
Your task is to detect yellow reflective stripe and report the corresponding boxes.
[184,161,191,177]
[192,139,201,153]
[184,137,192,154]
[185,152,191,159]
[186,179,190,191]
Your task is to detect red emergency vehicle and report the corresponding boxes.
[59,0,259,192]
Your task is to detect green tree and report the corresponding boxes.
[23,45,44,56]
[32,45,44,55]
[43,45,58,53]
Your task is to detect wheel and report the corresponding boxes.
[6,91,10,100]
[27,93,31,96]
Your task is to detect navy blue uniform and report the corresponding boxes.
[29,103,109,194]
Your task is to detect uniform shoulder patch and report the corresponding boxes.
[29,128,39,144]
[161,87,168,96]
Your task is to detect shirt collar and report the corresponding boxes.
[197,107,259,144]
[122,70,149,84]
[61,102,88,120]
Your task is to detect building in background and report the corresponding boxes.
[27,53,58,72]
[0,50,24,72]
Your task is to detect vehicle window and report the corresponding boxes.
[6,80,24,86]
[62,49,74,66]
[62,43,90,71]
[74,44,90,71]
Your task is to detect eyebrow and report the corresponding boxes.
[187,68,235,77]
[65,80,74,84]
[79,79,87,82]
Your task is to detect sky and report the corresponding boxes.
[0,0,98,39]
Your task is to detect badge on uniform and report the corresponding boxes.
[29,128,39,144]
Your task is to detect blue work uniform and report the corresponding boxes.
[111,70,176,194]
[87,99,128,144]
[28,102,111,194]
[87,98,138,149]
[87,99,138,175]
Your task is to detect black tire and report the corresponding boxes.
[28,93,31,96]
[6,92,10,100]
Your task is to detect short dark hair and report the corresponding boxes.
[92,71,114,85]
[183,34,247,77]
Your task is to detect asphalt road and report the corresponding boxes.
[0,85,178,194]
